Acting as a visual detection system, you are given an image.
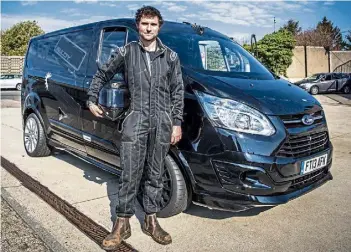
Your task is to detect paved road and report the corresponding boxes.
[1,89,21,101]
[325,93,351,105]
[1,197,52,252]
[1,93,351,252]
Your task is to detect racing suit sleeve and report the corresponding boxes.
[169,53,184,126]
[87,46,128,104]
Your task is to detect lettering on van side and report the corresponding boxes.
[55,46,71,61]
[54,35,87,71]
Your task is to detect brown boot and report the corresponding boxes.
[101,217,131,250]
[142,214,172,245]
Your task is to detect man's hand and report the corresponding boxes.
[171,126,182,145]
[89,103,103,118]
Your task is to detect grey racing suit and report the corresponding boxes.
[87,38,184,217]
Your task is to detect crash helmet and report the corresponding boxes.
[98,81,130,121]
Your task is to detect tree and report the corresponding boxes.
[342,30,351,50]
[316,16,343,50]
[295,28,326,47]
[0,21,44,56]
[280,19,302,36]
[250,30,295,76]
[296,16,344,50]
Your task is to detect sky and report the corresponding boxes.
[1,0,351,43]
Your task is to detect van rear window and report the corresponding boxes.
[27,29,93,85]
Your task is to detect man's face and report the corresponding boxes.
[137,15,160,42]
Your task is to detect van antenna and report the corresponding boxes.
[192,23,204,35]
[182,21,204,35]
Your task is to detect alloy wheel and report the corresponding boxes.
[159,165,173,209]
[311,86,319,95]
[24,117,39,153]
[344,86,350,94]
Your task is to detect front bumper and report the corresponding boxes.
[299,85,312,92]
[187,143,333,212]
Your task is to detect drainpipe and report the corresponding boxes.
[328,50,331,73]
[304,45,307,78]
[324,46,331,73]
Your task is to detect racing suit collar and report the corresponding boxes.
[138,37,166,55]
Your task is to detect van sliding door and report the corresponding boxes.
[81,25,128,168]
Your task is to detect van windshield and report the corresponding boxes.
[159,33,275,80]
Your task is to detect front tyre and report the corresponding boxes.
[23,113,51,157]
[137,154,189,218]
[157,155,189,218]
[343,85,350,94]
[16,83,21,91]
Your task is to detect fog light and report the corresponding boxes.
[241,171,271,189]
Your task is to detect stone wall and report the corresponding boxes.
[286,46,351,82]
[1,56,25,74]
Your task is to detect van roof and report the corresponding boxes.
[31,18,229,41]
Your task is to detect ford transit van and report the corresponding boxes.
[21,19,333,217]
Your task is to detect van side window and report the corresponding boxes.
[98,27,127,81]
[325,74,332,81]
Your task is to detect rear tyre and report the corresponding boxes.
[16,83,21,91]
[23,113,51,157]
[310,86,319,95]
[343,85,350,94]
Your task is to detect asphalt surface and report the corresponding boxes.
[1,197,52,252]
[1,92,351,252]
[1,89,21,101]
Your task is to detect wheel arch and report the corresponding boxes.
[22,92,50,136]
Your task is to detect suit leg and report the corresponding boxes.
[142,113,172,214]
[116,112,148,217]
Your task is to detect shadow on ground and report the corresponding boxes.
[53,150,273,225]
[53,151,146,228]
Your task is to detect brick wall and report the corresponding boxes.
[1,56,25,74]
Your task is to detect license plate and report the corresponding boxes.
[301,153,328,175]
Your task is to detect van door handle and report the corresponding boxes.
[58,107,67,121]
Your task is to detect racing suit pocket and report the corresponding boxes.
[120,111,140,143]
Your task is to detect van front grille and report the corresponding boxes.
[280,110,324,128]
[277,131,329,158]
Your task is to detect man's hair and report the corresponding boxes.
[135,6,164,26]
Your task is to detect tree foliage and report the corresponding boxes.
[295,16,344,50]
[0,21,44,56]
[246,30,295,76]
[342,30,351,50]
[280,19,302,36]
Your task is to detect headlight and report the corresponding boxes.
[194,91,275,136]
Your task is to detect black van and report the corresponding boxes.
[21,18,333,217]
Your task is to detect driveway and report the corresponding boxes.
[1,95,351,252]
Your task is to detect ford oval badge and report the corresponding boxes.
[302,114,314,125]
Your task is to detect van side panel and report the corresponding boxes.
[23,28,94,153]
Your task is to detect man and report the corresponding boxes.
[87,6,184,250]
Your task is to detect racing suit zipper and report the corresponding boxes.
[147,53,152,124]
